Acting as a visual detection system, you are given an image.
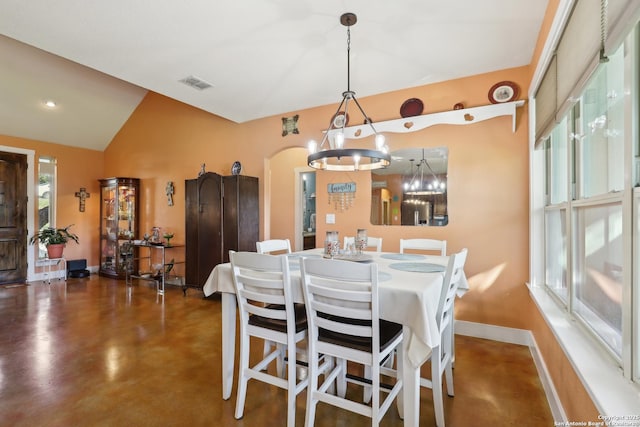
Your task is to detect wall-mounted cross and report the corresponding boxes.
[75,187,90,212]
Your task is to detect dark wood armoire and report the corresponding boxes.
[184,172,258,290]
[221,174,259,263]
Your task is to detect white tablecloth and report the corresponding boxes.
[204,249,468,367]
[206,249,468,427]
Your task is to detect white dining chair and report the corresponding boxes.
[423,247,467,427]
[256,239,293,368]
[379,248,467,427]
[399,238,447,255]
[343,236,383,252]
[256,238,292,254]
[229,251,308,427]
[300,257,403,427]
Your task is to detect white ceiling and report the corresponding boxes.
[0,0,548,151]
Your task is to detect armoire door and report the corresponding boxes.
[185,172,222,288]
[222,175,259,263]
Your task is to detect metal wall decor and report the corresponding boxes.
[282,115,299,136]
[165,181,175,206]
[74,187,90,212]
[327,182,356,211]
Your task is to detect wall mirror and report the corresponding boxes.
[370,147,448,226]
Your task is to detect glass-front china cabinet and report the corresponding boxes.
[99,177,140,279]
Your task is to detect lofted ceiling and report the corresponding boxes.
[0,0,548,151]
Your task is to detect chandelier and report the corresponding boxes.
[403,149,446,196]
[307,13,390,171]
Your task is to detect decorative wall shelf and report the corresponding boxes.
[327,100,525,142]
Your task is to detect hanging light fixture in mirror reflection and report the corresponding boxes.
[404,149,446,197]
[370,147,448,227]
[307,12,390,172]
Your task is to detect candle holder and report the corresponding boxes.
[324,231,339,257]
[356,228,367,255]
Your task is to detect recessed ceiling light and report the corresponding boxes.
[44,100,57,108]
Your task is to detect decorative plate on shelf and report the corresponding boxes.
[400,98,424,118]
[488,81,520,104]
[231,161,242,175]
[332,111,349,128]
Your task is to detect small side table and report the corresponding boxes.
[43,258,67,283]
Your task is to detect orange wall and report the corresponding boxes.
[106,66,533,332]
[0,135,104,267]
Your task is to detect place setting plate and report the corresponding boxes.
[331,253,374,263]
[380,253,426,261]
[388,262,446,273]
[287,253,322,260]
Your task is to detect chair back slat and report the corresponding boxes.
[311,299,372,321]
[436,248,468,333]
[301,258,379,343]
[315,316,373,338]
[244,303,288,320]
[230,251,293,323]
[256,239,292,254]
[400,238,447,255]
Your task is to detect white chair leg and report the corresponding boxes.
[235,332,250,420]
[395,344,404,419]
[325,356,336,396]
[286,342,297,427]
[336,358,347,398]
[263,340,286,377]
[276,343,285,378]
[431,346,445,427]
[443,324,454,396]
[445,361,454,397]
[305,352,319,427]
[371,363,380,425]
[363,365,372,403]
[451,319,456,369]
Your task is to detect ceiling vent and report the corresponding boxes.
[179,75,213,90]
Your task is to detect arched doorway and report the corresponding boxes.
[265,147,313,251]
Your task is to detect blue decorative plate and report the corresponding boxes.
[388,262,445,273]
[231,161,242,175]
[380,253,425,261]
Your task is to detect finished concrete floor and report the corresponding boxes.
[0,275,553,426]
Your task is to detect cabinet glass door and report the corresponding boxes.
[99,178,140,279]
[101,182,117,274]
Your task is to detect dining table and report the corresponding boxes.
[202,248,468,427]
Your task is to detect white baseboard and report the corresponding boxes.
[455,320,566,422]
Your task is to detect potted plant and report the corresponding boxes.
[29,224,79,259]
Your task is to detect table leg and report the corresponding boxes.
[221,292,237,400]
[402,325,419,427]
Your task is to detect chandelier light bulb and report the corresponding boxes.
[308,140,317,154]
[375,134,385,150]
[335,132,345,149]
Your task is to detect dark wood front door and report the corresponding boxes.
[0,151,27,284]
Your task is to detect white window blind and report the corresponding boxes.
[534,0,637,142]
